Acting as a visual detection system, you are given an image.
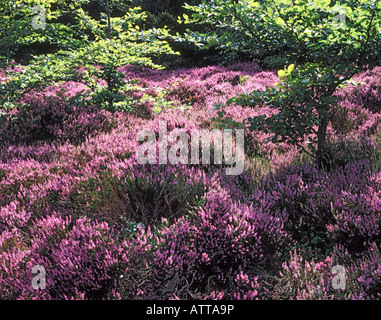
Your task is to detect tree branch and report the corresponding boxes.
[296,142,317,159]
[232,0,271,53]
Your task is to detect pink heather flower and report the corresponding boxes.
[201,252,210,263]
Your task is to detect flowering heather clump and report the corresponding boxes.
[0,215,126,299]
[331,67,381,136]
[116,63,277,112]
[274,249,335,300]
[0,63,381,299]
[120,183,291,299]
[337,67,381,114]
[1,95,114,145]
[325,133,378,168]
[327,166,381,253]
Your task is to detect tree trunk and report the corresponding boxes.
[106,73,114,111]
[316,114,329,168]
[105,0,111,39]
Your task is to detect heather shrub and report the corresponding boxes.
[325,134,378,169]
[135,186,292,299]
[0,159,54,208]
[120,85,155,118]
[2,95,114,145]
[200,272,262,300]
[117,63,271,114]
[330,243,381,299]
[29,216,124,300]
[252,163,334,259]
[273,244,381,300]
[350,245,381,299]
[331,67,381,138]
[330,101,381,136]
[166,78,208,107]
[274,249,336,300]
[0,228,42,299]
[187,65,227,80]
[0,215,125,299]
[336,136,378,166]
[329,102,360,135]
[243,130,269,158]
[68,170,129,225]
[226,62,261,74]
[118,165,209,225]
[337,67,381,114]
[67,164,208,227]
[327,170,381,253]
[252,159,381,260]
[230,272,261,300]
[206,70,242,87]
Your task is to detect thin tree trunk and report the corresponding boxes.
[105,0,112,110]
[106,70,114,111]
[105,0,111,39]
[316,114,329,168]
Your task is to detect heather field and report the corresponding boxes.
[1,62,381,299]
[1,0,381,301]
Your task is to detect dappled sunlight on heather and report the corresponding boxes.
[0,62,381,300]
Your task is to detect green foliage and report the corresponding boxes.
[0,0,44,59]
[180,0,381,68]
[0,3,178,112]
[0,0,91,61]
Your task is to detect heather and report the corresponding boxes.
[0,59,380,300]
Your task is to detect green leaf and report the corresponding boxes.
[278,69,286,78]
[287,64,295,73]
[276,17,285,25]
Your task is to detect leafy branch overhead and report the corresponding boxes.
[1,2,178,112]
